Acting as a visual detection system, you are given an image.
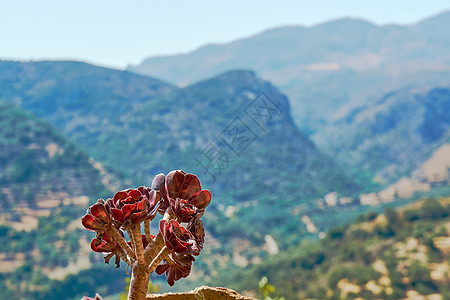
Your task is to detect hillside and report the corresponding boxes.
[2,60,448,299]
[0,61,362,251]
[0,103,127,299]
[0,60,177,177]
[218,197,450,299]
[0,103,118,212]
[129,11,450,135]
[313,86,450,185]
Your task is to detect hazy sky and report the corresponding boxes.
[1,0,449,69]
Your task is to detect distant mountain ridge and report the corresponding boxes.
[129,11,450,135]
[313,86,450,184]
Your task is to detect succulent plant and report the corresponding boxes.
[81,170,211,300]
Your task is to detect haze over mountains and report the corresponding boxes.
[129,11,450,135]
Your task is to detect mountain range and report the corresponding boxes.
[313,86,450,184]
[0,58,448,298]
[0,60,364,298]
[129,11,450,135]
[0,11,449,299]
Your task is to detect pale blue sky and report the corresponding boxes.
[1,0,449,69]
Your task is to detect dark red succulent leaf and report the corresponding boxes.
[121,203,137,220]
[82,214,104,231]
[190,190,212,210]
[165,170,186,200]
[130,211,146,225]
[104,198,114,213]
[160,219,200,255]
[151,173,166,196]
[113,191,128,202]
[155,263,170,276]
[136,197,148,211]
[165,170,203,201]
[147,189,159,208]
[90,231,118,253]
[89,203,112,224]
[90,238,116,253]
[129,189,142,201]
[111,208,124,224]
[178,174,202,200]
[138,186,151,201]
[152,173,169,214]
[155,253,195,286]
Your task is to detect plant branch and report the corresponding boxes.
[143,207,174,265]
[116,248,132,266]
[131,224,145,265]
[106,225,136,261]
[148,246,171,273]
[126,228,135,254]
[144,219,151,244]
[144,233,165,265]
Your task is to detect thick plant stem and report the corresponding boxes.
[106,225,136,261]
[131,224,145,265]
[144,233,164,265]
[144,219,151,243]
[148,246,171,273]
[128,265,150,300]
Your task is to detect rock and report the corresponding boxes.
[146,286,256,299]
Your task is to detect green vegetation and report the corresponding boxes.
[0,103,112,210]
[213,197,450,299]
[0,60,448,299]
[0,206,127,300]
[0,103,128,299]
[0,62,364,256]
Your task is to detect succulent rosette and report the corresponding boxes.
[155,253,195,286]
[105,186,159,226]
[169,198,197,223]
[155,170,212,221]
[160,219,202,255]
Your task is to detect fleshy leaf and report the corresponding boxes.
[178,174,201,200]
[90,203,111,223]
[82,214,103,231]
[166,170,186,199]
[129,189,142,201]
[111,208,124,224]
[190,190,212,209]
[113,191,127,202]
[122,203,136,221]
